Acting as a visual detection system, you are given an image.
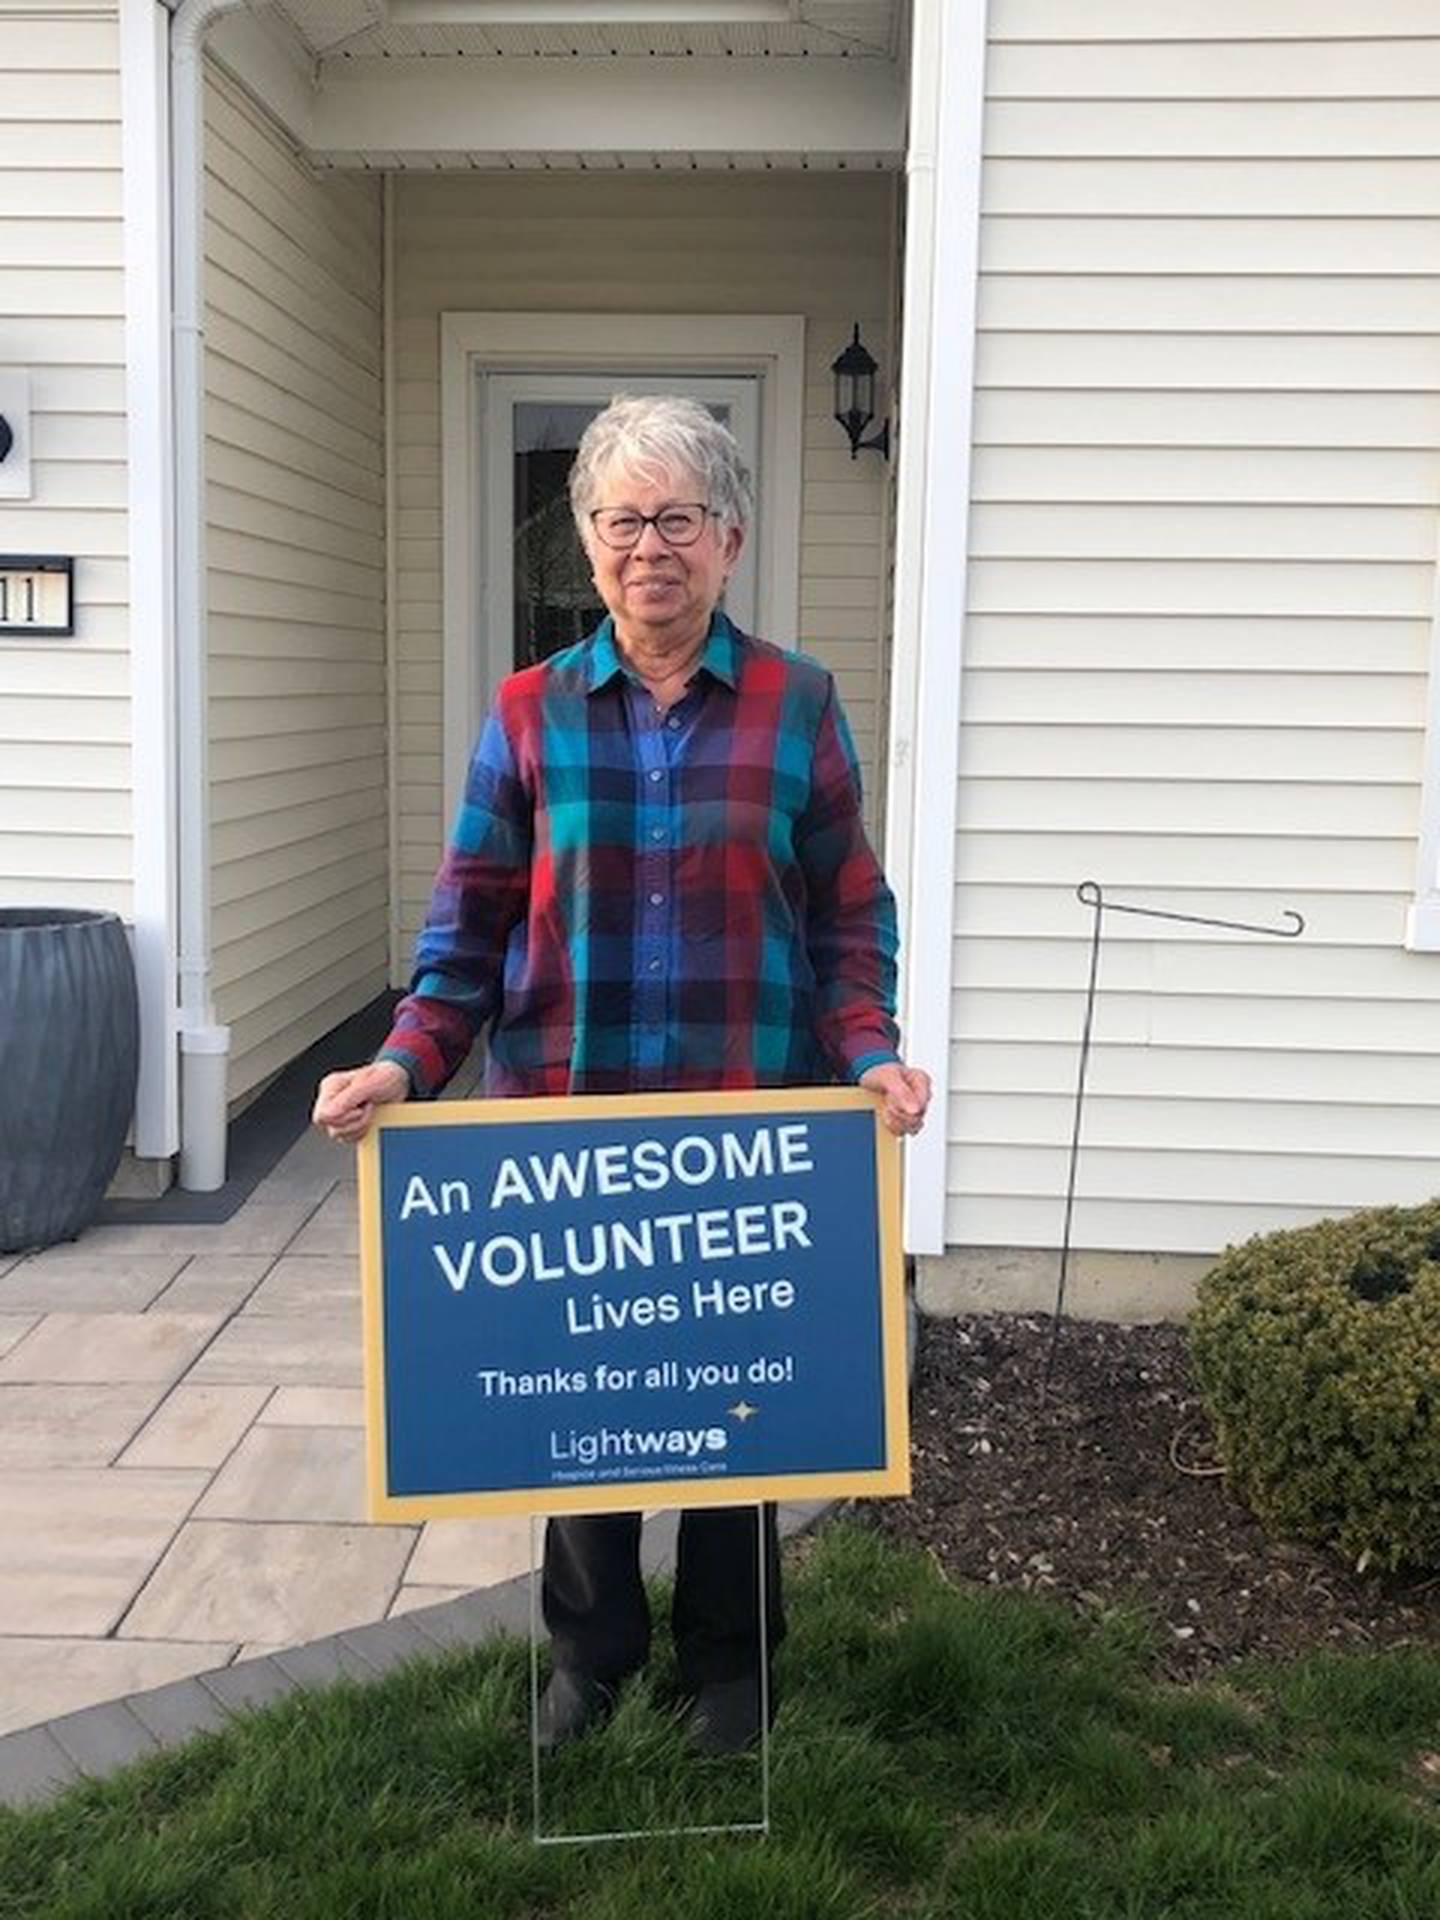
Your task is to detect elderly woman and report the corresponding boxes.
[314,393,930,1752]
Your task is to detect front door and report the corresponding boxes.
[480,372,760,701]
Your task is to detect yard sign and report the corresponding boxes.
[358,1088,909,1519]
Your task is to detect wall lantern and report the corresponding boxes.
[0,371,30,498]
[831,323,890,460]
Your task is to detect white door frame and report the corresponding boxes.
[439,312,805,808]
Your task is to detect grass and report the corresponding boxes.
[4,1523,1440,1918]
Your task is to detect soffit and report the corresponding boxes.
[265,0,899,63]
[314,146,899,168]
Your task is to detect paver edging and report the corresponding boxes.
[0,1725,80,1807]
[0,1501,831,1811]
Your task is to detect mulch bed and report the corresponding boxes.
[864,1312,1440,1678]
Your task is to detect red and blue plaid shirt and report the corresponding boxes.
[377,613,900,1098]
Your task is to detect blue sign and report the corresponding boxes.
[358,1089,909,1517]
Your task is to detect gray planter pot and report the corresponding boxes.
[0,908,140,1252]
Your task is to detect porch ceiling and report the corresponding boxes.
[212,0,906,170]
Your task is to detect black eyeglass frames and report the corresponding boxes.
[588,504,715,550]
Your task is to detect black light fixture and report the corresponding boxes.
[831,323,890,460]
[0,415,12,465]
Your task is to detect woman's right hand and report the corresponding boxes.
[311,1060,412,1144]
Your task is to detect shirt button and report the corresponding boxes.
[650,826,665,842]
[648,768,663,783]
[667,716,681,730]
[647,957,662,973]
[649,892,664,907]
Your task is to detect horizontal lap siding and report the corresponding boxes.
[392,172,892,963]
[204,69,386,1103]
[951,3,1440,1255]
[0,2,129,912]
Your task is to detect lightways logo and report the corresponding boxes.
[549,1422,730,1480]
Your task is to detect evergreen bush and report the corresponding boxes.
[1189,1199,1440,1573]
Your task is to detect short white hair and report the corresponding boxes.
[569,393,753,541]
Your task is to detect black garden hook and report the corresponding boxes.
[1041,883,1305,1399]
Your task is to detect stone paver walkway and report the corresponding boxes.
[0,1118,541,1740]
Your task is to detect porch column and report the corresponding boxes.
[886,0,989,1256]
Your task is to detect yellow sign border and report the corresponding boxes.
[358,1087,910,1520]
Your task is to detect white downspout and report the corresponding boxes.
[170,0,246,1188]
[384,172,401,987]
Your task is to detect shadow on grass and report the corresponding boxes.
[4,1525,1440,1919]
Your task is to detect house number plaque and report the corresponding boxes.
[0,557,74,636]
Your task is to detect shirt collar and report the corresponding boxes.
[585,610,740,695]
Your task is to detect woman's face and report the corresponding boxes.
[583,459,743,651]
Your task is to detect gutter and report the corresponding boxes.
[168,0,247,1188]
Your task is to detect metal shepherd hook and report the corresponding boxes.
[1041,882,1305,1399]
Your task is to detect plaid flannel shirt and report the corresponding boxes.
[377,612,900,1098]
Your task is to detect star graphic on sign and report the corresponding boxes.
[728,1400,760,1423]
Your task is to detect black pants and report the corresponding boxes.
[542,1505,785,1693]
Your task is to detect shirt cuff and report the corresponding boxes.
[372,1047,423,1098]
[848,1048,901,1084]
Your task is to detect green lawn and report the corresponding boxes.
[5,1524,1440,1918]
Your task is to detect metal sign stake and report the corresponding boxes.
[529,1506,772,1847]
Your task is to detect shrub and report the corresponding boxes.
[1188,1199,1440,1573]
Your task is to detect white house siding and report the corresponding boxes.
[946,3,1440,1257]
[203,67,386,1103]
[391,171,894,964]
[0,0,130,913]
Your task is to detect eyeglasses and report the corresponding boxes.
[588,504,714,550]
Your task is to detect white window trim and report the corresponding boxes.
[1406,543,1440,949]
[439,312,804,809]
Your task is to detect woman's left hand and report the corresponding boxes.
[859,1061,933,1137]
